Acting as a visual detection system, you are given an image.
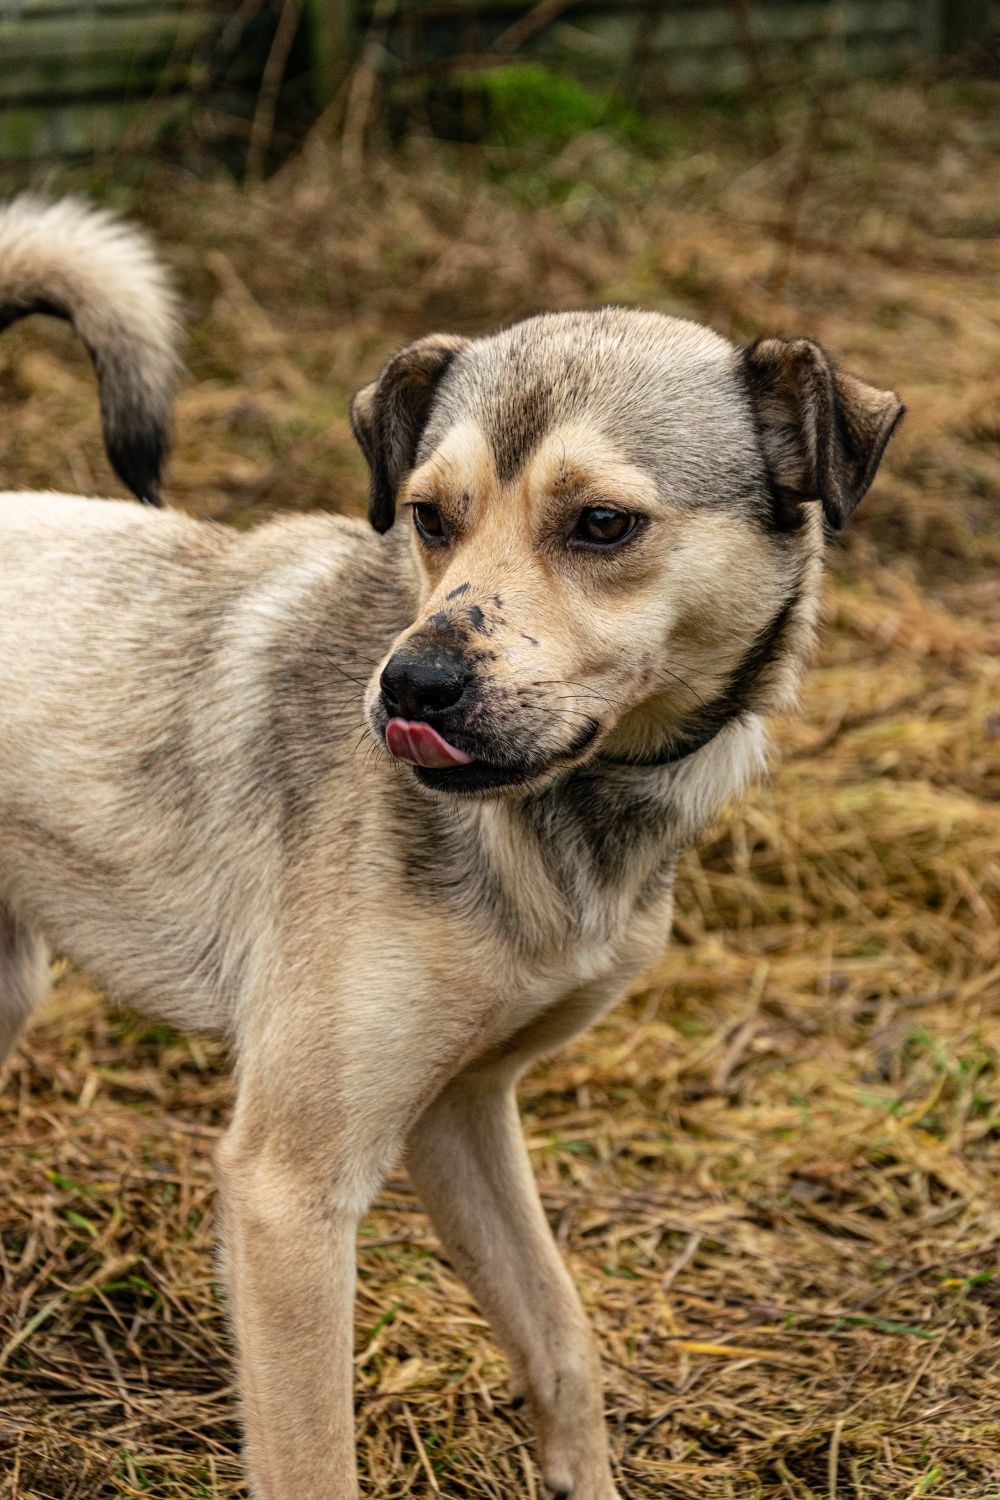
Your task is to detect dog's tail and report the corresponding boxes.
[0,195,181,505]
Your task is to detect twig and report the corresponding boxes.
[247,0,305,181]
[729,0,779,146]
[341,0,396,180]
[662,1230,703,1290]
[765,85,828,308]
[496,0,582,53]
[828,1414,844,1499]
[403,1402,441,1495]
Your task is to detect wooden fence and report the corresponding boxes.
[1,0,996,161]
[0,0,276,159]
[343,0,986,99]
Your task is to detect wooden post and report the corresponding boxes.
[938,0,994,51]
[304,0,353,106]
[918,0,945,52]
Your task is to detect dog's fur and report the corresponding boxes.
[0,199,903,1500]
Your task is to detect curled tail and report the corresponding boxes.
[0,195,181,505]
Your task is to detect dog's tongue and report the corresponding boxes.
[385,718,474,769]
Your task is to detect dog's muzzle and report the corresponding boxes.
[379,646,476,769]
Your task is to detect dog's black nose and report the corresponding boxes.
[380,651,469,721]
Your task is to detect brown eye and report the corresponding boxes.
[413,503,445,542]
[573,507,638,547]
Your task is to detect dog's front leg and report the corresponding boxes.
[214,952,484,1500]
[216,1111,367,1500]
[407,1068,620,1500]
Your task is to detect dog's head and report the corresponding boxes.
[351,310,903,797]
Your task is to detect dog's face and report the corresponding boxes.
[352,311,902,797]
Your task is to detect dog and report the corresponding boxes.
[0,197,903,1500]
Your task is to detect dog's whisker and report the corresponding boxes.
[294,647,371,689]
[350,727,378,763]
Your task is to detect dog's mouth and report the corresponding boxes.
[381,714,600,796]
[385,718,475,769]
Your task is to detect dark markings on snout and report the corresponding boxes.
[446,582,470,600]
[467,604,487,635]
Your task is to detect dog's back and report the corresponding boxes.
[0,200,246,1025]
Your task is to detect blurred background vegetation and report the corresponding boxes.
[0,0,997,170]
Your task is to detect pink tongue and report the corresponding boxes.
[385,718,474,769]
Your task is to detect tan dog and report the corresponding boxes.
[0,198,903,1500]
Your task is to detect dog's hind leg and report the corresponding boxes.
[0,905,49,1066]
[407,1069,620,1500]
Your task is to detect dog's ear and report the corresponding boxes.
[350,333,469,533]
[741,336,904,530]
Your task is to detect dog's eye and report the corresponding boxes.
[413,503,445,542]
[573,507,637,547]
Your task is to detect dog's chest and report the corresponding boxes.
[462,843,678,1054]
[382,769,680,1055]
[476,777,679,950]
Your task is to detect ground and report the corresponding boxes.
[0,76,998,1500]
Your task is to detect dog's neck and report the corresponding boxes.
[596,716,727,769]
[440,714,768,958]
[529,712,765,869]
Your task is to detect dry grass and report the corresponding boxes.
[1,77,999,1499]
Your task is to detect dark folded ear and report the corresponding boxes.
[741,336,904,530]
[350,333,469,533]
